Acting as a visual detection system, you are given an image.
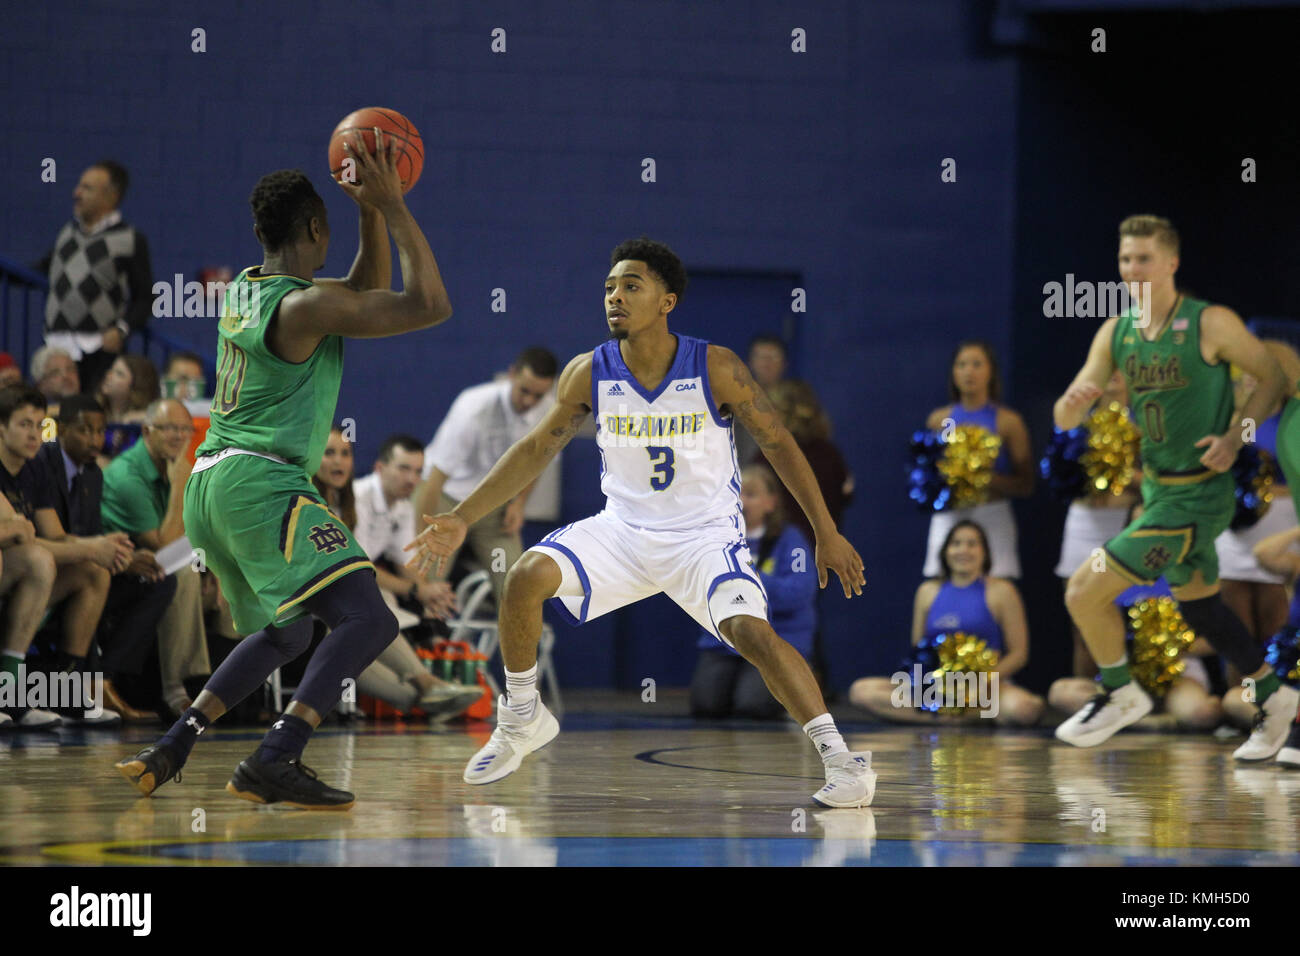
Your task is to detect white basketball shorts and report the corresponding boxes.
[529,510,770,645]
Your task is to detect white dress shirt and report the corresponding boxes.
[351,472,416,566]
[423,379,553,500]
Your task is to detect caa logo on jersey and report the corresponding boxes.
[675,382,697,391]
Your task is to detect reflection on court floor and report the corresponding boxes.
[4,707,1299,867]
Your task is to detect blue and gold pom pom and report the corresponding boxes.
[1264,625,1300,686]
[908,424,1001,512]
[899,630,1000,714]
[1040,402,1139,503]
[1229,444,1276,531]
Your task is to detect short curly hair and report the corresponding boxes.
[249,169,326,251]
[610,237,687,301]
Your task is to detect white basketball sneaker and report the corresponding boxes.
[463,696,559,784]
[1233,684,1300,762]
[1276,721,1300,769]
[1054,682,1152,748]
[811,752,876,808]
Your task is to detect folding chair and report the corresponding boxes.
[445,570,563,719]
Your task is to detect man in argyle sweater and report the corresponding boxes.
[38,161,153,394]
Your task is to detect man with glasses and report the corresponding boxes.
[30,346,81,419]
[102,398,210,717]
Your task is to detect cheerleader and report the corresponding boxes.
[850,519,1045,725]
[922,341,1033,579]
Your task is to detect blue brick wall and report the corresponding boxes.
[4,0,1019,689]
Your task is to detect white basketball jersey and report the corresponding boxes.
[590,335,742,532]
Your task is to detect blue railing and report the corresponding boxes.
[0,253,212,380]
[0,254,47,368]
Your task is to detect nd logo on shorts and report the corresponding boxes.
[280,494,355,562]
[308,522,350,554]
[1142,544,1173,573]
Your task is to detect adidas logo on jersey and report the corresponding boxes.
[730,594,747,605]
[606,383,625,396]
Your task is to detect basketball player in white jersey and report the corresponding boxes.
[407,238,871,807]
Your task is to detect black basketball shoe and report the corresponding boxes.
[115,744,184,796]
[225,757,355,810]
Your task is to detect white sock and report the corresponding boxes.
[803,714,848,764]
[504,664,539,720]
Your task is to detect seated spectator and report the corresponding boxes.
[102,354,159,413]
[734,334,789,466]
[33,395,178,722]
[0,394,63,730]
[414,347,558,602]
[0,353,22,389]
[0,385,117,726]
[30,345,81,420]
[764,379,854,547]
[849,520,1045,726]
[312,425,357,529]
[313,427,478,716]
[162,350,207,401]
[98,355,160,459]
[101,398,209,716]
[690,464,816,719]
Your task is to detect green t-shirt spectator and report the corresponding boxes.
[101,438,168,535]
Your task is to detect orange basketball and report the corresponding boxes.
[328,107,424,194]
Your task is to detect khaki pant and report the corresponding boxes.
[440,492,524,602]
[357,631,427,711]
[159,567,211,707]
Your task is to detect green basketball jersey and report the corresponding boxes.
[196,267,342,474]
[1110,295,1232,476]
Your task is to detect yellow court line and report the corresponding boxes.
[11,828,1262,866]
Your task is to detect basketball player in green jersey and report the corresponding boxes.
[116,132,453,808]
[1053,214,1299,757]
[1260,345,1300,767]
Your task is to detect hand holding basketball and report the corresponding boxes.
[328,107,424,193]
[336,129,405,212]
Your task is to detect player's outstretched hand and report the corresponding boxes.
[1195,432,1241,473]
[404,512,469,580]
[816,532,865,598]
[338,128,405,212]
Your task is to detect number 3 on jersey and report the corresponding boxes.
[647,446,676,490]
[214,341,248,415]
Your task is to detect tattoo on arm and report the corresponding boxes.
[541,408,588,457]
[725,352,784,452]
